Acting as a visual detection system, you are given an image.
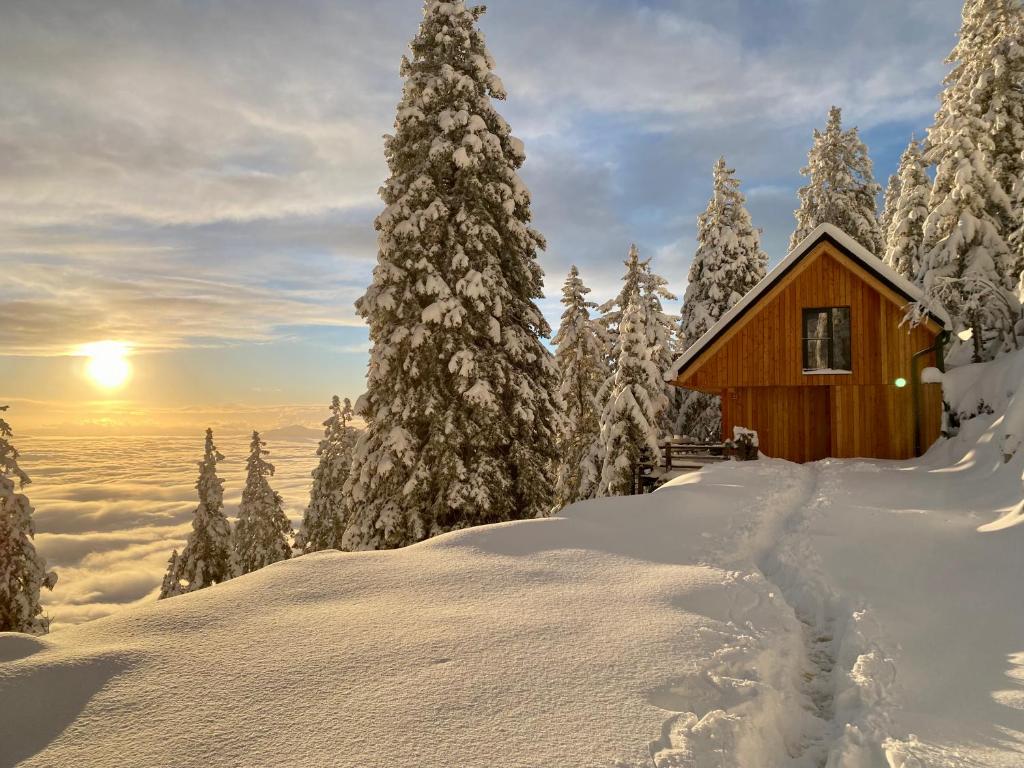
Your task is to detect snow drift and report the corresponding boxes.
[1,351,1022,767]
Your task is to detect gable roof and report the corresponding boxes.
[666,223,950,382]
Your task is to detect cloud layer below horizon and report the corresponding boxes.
[23,433,320,628]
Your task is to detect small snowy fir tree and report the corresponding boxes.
[597,244,678,433]
[296,396,356,553]
[0,406,57,634]
[880,170,902,249]
[158,550,184,600]
[919,0,1024,359]
[790,106,884,254]
[884,138,931,280]
[593,286,667,497]
[342,1,559,550]
[598,244,645,366]
[175,429,233,591]
[233,432,292,575]
[677,158,768,440]
[552,266,606,510]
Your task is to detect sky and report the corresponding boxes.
[0,0,967,436]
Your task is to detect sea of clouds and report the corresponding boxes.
[20,433,320,630]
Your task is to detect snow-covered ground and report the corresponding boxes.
[2,352,1022,767]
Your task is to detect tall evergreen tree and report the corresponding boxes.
[598,244,644,367]
[920,0,1024,359]
[343,1,559,550]
[0,406,57,634]
[790,106,884,254]
[593,287,666,497]
[296,396,356,553]
[598,245,678,434]
[678,158,768,440]
[233,432,292,575]
[884,138,931,280]
[928,0,1024,235]
[551,267,605,510]
[175,429,233,591]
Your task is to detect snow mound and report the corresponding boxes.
[2,462,823,768]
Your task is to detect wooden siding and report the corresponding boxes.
[676,242,941,390]
[673,241,944,461]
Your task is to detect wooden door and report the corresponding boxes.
[805,386,832,461]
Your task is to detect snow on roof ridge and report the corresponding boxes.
[665,223,948,382]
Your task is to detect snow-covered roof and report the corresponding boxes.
[666,223,950,382]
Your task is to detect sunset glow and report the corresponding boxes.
[82,341,133,391]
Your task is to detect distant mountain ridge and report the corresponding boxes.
[262,424,322,442]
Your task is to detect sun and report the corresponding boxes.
[82,341,133,390]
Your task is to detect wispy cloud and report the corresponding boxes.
[1,0,963,360]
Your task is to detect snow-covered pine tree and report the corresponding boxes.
[176,429,233,591]
[158,550,184,600]
[594,286,667,497]
[552,266,606,510]
[639,262,680,437]
[342,1,559,550]
[919,125,1018,359]
[233,431,292,575]
[928,0,1024,238]
[677,158,768,440]
[884,138,931,281]
[920,0,1024,359]
[598,244,644,367]
[597,244,678,433]
[296,396,356,553]
[0,406,57,634]
[880,170,902,250]
[790,106,884,254]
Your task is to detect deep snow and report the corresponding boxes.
[1,352,1022,767]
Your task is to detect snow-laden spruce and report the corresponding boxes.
[551,267,606,510]
[0,406,57,634]
[590,271,668,497]
[677,158,768,440]
[790,106,884,254]
[295,396,355,553]
[880,170,902,252]
[883,138,931,280]
[919,0,1024,360]
[162,429,233,596]
[342,1,559,549]
[597,244,678,435]
[233,432,292,575]
[158,550,184,600]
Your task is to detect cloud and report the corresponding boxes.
[0,0,965,358]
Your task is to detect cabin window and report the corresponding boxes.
[802,307,851,372]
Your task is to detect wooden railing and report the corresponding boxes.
[661,441,726,470]
[632,441,729,494]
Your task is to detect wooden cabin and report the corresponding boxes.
[667,224,948,463]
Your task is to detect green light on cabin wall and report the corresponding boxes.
[894,377,908,388]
